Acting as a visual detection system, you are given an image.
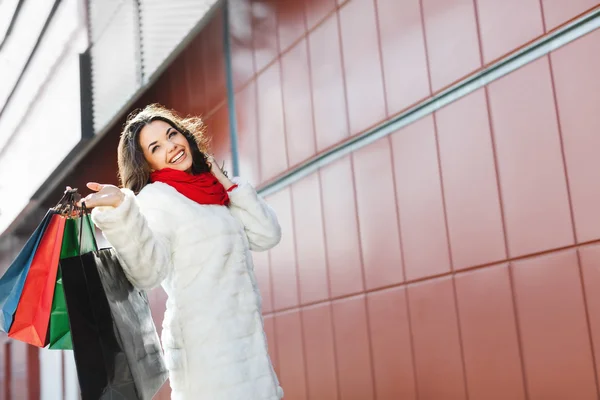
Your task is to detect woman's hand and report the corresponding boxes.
[77,182,124,208]
[207,156,234,190]
[206,156,225,178]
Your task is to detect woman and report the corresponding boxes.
[79,104,284,400]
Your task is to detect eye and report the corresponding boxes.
[151,146,159,154]
[169,131,177,138]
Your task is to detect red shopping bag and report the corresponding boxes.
[8,213,66,347]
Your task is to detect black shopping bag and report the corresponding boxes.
[61,248,168,399]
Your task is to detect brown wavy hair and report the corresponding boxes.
[118,104,211,193]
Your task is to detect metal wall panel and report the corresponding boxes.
[88,0,127,43]
[227,2,600,399]
[90,0,139,132]
[0,0,21,46]
[140,0,219,81]
[0,47,83,235]
[0,0,57,112]
[0,0,83,155]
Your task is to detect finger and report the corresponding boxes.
[80,201,95,209]
[77,194,95,208]
[86,182,104,192]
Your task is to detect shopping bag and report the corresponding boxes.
[61,247,168,399]
[8,213,66,346]
[48,214,97,350]
[0,211,54,332]
[48,269,71,350]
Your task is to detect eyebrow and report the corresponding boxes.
[147,127,175,150]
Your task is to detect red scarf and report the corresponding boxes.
[150,168,230,206]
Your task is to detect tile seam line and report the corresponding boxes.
[262,236,600,317]
[238,0,354,90]
[472,0,531,398]
[361,4,388,398]
[257,5,600,197]
[545,28,600,393]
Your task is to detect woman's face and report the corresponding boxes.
[139,120,193,173]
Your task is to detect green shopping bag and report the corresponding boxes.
[48,214,97,350]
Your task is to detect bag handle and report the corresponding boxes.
[54,189,81,216]
[78,202,99,253]
[54,188,99,253]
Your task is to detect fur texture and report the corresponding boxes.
[91,178,284,400]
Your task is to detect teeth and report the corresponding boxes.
[171,151,184,163]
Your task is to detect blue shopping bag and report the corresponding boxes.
[0,210,54,332]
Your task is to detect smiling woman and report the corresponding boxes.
[117,104,212,194]
[76,104,284,400]
[140,121,193,172]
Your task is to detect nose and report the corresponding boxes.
[166,140,178,153]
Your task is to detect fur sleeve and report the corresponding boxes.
[91,188,173,289]
[228,178,281,251]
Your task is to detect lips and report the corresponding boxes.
[169,150,185,164]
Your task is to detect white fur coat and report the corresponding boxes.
[91,177,284,400]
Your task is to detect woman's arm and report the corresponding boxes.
[91,188,173,289]
[227,178,282,251]
[208,157,281,251]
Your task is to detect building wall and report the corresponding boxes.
[222,1,600,399]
